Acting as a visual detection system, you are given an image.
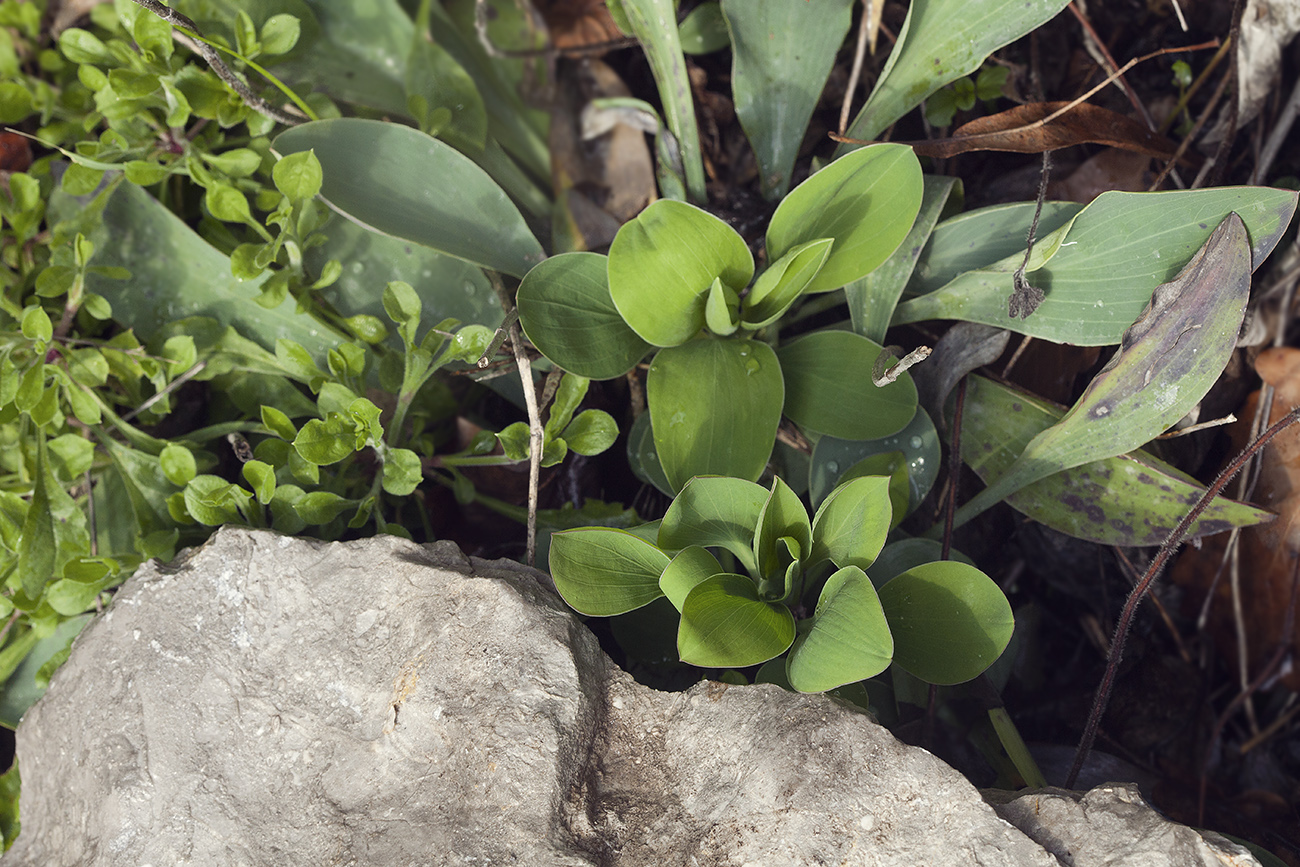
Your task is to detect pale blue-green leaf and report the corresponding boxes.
[59,183,343,368]
[615,0,706,202]
[679,1,729,54]
[627,411,675,497]
[274,118,544,277]
[307,214,502,337]
[895,187,1298,345]
[837,0,1071,146]
[878,560,1014,685]
[907,200,1084,296]
[722,0,853,199]
[678,573,795,667]
[245,0,408,114]
[648,338,783,491]
[786,566,893,692]
[777,330,917,440]
[809,406,940,513]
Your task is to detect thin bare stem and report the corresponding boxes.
[1067,404,1300,788]
[487,272,542,567]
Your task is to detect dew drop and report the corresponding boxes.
[825,461,839,474]
[909,436,923,449]
[744,358,760,375]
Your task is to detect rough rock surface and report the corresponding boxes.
[3,527,1259,866]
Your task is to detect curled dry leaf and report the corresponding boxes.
[1171,346,1300,689]
[903,101,1189,162]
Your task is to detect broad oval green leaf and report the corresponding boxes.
[786,565,893,693]
[274,118,543,278]
[658,475,768,573]
[517,252,651,379]
[960,375,1271,545]
[608,200,754,347]
[895,187,1299,345]
[810,475,892,571]
[549,527,670,616]
[837,0,1071,146]
[722,0,854,199]
[659,546,725,611]
[877,560,1014,685]
[678,573,796,667]
[777,330,917,440]
[743,238,834,329]
[648,338,783,491]
[767,143,922,294]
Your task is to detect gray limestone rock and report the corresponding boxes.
[1,527,1258,866]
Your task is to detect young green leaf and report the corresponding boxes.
[678,573,796,667]
[382,447,423,496]
[260,405,298,441]
[273,149,323,202]
[549,527,670,616]
[183,475,251,526]
[242,460,276,505]
[562,410,618,456]
[295,491,354,524]
[753,477,812,588]
[608,200,754,347]
[704,277,740,336]
[544,374,589,441]
[742,238,833,329]
[658,475,767,574]
[294,415,361,466]
[809,475,892,571]
[786,565,893,693]
[159,443,197,486]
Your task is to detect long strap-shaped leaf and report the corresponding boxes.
[939,213,1252,533]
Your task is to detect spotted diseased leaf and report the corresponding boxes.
[951,213,1254,528]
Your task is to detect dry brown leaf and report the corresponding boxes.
[903,102,1190,162]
